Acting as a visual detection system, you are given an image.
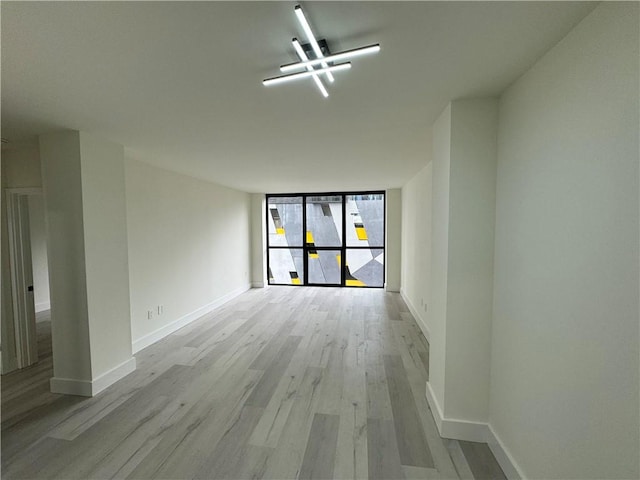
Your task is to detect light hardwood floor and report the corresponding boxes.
[1,287,506,479]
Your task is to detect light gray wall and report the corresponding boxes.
[125,158,251,348]
[490,3,639,478]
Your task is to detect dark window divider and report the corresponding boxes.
[266,191,385,288]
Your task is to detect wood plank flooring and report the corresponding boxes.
[1,287,506,479]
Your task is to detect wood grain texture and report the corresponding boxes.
[459,440,507,480]
[298,413,340,480]
[384,354,435,468]
[367,417,405,480]
[2,288,504,479]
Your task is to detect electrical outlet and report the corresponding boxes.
[147,310,153,320]
[157,305,163,315]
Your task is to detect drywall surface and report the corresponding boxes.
[1,155,18,372]
[39,131,93,382]
[79,133,133,379]
[28,195,50,313]
[401,163,432,336]
[491,3,639,478]
[444,98,497,421]
[4,146,42,188]
[385,188,402,292]
[250,193,266,287]
[125,159,251,345]
[428,104,452,411]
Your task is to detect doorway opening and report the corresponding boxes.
[266,191,385,287]
[2,188,51,374]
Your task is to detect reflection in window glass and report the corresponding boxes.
[266,192,385,288]
[268,248,304,285]
[345,194,384,247]
[308,249,341,285]
[268,197,303,247]
[346,248,384,287]
[306,196,342,247]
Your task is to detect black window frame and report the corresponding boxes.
[266,191,386,288]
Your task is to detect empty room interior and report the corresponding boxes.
[1,2,639,479]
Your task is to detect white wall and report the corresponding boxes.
[401,163,433,339]
[28,195,50,314]
[491,3,639,478]
[429,104,452,412]
[445,98,497,422]
[425,99,498,433]
[125,159,251,350]
[79,133,133,379]
[40,131,135,395]
[1,154,18,373]
[385,188,402,292]
[39,131,93,384]
[250,193,266,288]
[4,147,42,188]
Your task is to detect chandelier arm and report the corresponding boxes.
[292,38,329,98]
[263,63,352,86]
[280,44,380,73]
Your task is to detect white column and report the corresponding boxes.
[427,98,498,439]
[40,131,135,396]
[250,193,267,287]
[385,188,402,292]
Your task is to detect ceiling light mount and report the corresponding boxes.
[263,4,380,97]
[300,39,331,59]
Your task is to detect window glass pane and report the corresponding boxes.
[306,195,342,247]
[268,248,304,285]
[268,197,303,247]
[346,194,384,247]
[308,249,341,285]
[346,248,384,287]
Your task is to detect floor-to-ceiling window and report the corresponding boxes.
[267,192,385,287]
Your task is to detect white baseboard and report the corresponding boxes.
[426,381,523,479]
[92,357,137,396]
[50,356,136,397]
[132,283,251,353]
[35,301,51,313]
[251,281,265,288]
[425,381,488,442]
[385,283,400,293]
[50,377,93,397]
[486,424,525,479]
[400,288,431,342]
[426,381,445,433]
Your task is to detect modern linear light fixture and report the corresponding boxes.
[263,4,380,97]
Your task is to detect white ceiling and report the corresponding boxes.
[1,1,595,193]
